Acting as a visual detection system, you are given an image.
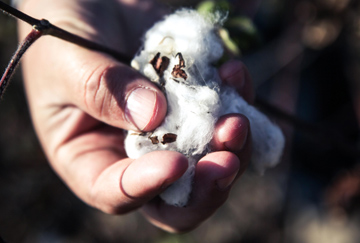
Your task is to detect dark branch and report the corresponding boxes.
[0,1,38,25]
[47,23,131,64]
[0,2,131,64]
[0,1,131,99]
[0,29,42,99]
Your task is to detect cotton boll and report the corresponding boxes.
[125,54,221,206]
[219,86,285,174]
[124,9,285,207]
[160,159,197,207]
[143,63,160,82]
[144,9,224,62]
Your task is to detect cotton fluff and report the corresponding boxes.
[125,9,285,207]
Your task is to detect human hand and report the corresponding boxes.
[18,0,253,232]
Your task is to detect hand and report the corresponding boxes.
[18,0,253,233]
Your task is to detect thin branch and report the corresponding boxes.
[47,22,131,64]
[0,1,131,99]
[0,1,38,25]
[0,29,41,98]
[0,1,131,64]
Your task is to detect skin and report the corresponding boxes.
[18,0,254,233]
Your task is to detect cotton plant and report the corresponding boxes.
[125,9,285,207]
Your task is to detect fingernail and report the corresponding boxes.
[224,125,248,152]
[125,88,157,130]
[216,170,239,191]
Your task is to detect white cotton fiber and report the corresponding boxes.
[125,9,285,207]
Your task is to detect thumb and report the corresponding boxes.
[69,50,167,131]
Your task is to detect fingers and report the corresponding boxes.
[90,151,188,214]
[219,59,255,104]
[141,151,240,233]
[18,1,168,133]
[217,60,254,174]
[139,62,253,233]
[212,114,249,152]
[56,131,188,215]
[23,37,167,132]
[68,50,168,132]
[212,114,252,175]
[76,59,251,132]
[121,151,188,202]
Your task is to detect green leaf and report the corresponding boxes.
[218,27,241,56]
[226,16,257,36]
[197,0,230,15]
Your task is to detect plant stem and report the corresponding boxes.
[0,1,38,25]
[0,29,41,99]
[0,1,131,99]
[0,1,131,64]
[47,22,131,64]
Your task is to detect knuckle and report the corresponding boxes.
[83,65,116,119]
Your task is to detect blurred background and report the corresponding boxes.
[0,0,360,242]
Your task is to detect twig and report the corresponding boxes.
[0,1,38,25]
[0,1,131,63]
[0,29,41,98]
[46,22,130,63]
[0,1,131,99]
